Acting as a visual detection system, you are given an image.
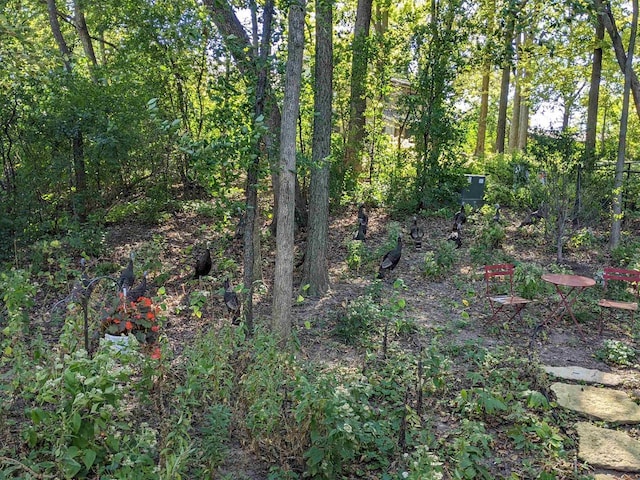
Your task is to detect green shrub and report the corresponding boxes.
[423,240,457,279]
[333,295,383,345]
[513,263,545,299]
[596,340,636,366]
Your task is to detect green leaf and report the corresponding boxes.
[306,445,325,466]
[71,412,82,434]
[83,449,97,470]
[62,455,82,478]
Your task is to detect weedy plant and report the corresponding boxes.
[596,339,637,366]
[423,240,457,279]
[513,262,546,299]
[346,239,367,272]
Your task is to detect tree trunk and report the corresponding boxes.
[272,0,306,343]
[496,64,510,153]
[303,0,333,297]
[610,0,638,249]
[73,1,98,70]
[47,0,88,221]
[344,0,373,175]
[475,61,490,157]
[46,0,72,73]
[595,0,640,120]
[584,16,604,171]
[517,96,528,150]
[508,81,521,152]
[242,0,273,332]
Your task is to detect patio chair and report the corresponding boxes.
[598,267,640,334]
[484,263,532,323]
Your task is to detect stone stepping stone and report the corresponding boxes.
[576,422,640,472]
[551,383,640,424]
[542,365,622,386]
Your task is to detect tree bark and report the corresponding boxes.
[508,81,521,152]
[595,0,640,120]
[303,0,333,297]
[610,0,638,249]
[272,0,306,343]
[496,64,511,153]
[474,61,490,157]
[584,17,604,172]
[242,0,273,331]
[73,1,98,70]
[46,0,72,73]
[47,0,88,221]
[344,0,373,175]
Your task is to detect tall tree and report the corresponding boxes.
[344,0,373,176]
[474,0,497,158]
[303,0,333,297]
[272,0,306,342]
[610,0,638,248]
[243,0,274,331]
[595,0,640,120]
[584,16,604,171]
[46,0,88,221]
[495,5,516,153]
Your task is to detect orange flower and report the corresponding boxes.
[147,312,155,320]
[150,346,161,360]
[125,321,133,331]
[113,319,121,324]
[141,297,152,307]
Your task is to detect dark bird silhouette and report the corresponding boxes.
[357,204,369,236]
[410,216,424,249]
[447,226,462,249]
[194,242,212,279]
[354,218,367,241]
[224,277,240,324]
[126,271,148,301]
[378,236,402,279]
[492,204,502,224]
[118,252,135,292]
[453,204,467,231]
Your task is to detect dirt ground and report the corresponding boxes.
[32,204,640,478]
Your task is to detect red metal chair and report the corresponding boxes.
[484,264,532,323]
[598,267,640,334]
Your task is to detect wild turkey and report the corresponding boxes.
[118,252,135,292]
[126,271,148,301]
[447,226,462,248]
[492,204,502,224]
[224,277,240,324]
[410,216,424,249]
[377,236,402,279]
[194,242,212,279]
[354,218,367,241]
[453,204,467,231]
[357,204,369,235]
